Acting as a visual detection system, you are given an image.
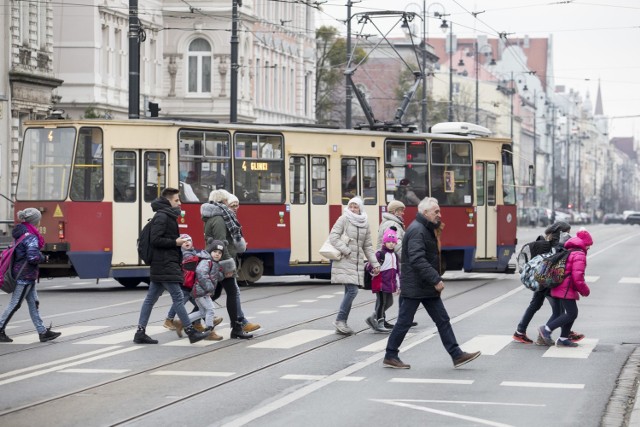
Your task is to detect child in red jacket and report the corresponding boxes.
[538,228,592,347]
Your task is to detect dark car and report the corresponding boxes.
[626,212,640,225]
[603,213,624,224]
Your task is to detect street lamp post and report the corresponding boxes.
[447,20,453,121]
[475,43,495,125]
[423,3,447,131]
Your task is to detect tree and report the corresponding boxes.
[315,26,367,126]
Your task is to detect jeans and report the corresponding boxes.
[137,281,192,329]
[385,296,463,361]
[0,281,46,334]
[547,299,578,338]
[190,296,215,328]
[517,290,562,333]
[336,284,359,322]
[167,287,191,319]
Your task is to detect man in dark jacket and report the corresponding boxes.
[133,188,208,344]
[383,197,481,369]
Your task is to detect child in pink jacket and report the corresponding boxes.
[538,228,592,347]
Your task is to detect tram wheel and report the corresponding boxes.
[238,256,264,283]
[117,278,141,289]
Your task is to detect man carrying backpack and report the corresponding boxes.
[0,208,61,343]
[133,188,209,344]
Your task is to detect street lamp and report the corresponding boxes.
[440,19,454,121]
[475,43,495,125]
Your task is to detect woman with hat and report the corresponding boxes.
[0,208,61,343]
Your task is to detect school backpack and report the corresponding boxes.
[137,217,155,265]
[516,241,536,273]
[0,234,29,293]
[533,249,575,290]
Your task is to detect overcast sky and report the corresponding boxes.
[316,0,640,139]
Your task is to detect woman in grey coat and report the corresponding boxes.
[330,196,380,335]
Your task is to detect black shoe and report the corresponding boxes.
[39,327,62,343]
[383,321,395,329]
[231,323,253,339]
[411,322,418,327]
[133,329,158,344]
[0,330,13,343]
[185,326,209,344]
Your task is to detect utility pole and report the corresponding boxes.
[566,114,571,208]
[448,21,453,122]
[345,0,353,129]
[550,104,556,223]
[532,89,537,205]
[128,0,140,118]
[230,0,240,123]
[420,0,427,132]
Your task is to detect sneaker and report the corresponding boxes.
[133,329,158,344]
[214,316,224,327]
[453,351,481,368]
[333,320,354,335]
[39,327,62,343]
[383,357,411,369]
[0,330,13,343]
[162,318,177,330]
[537,325,554,346]
[242,322,261,333]
[512,331,534,344]
[556,338,579,347]
[568,331,585,343]
[535,334,551,346]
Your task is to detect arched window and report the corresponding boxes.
[188,38,212,94]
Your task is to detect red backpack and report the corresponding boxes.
[181,253,201,289]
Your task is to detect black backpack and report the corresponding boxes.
[516,241,536,273]
[137,217,156,264]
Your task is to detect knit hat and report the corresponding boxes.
[206,237,226,253]
[227,193,239,206]
[545,221,571,237]
[17,208,42,225]
[347,196,364,212]
[180,234,192,242]
[577,227,593,246]
[387,200,405,214]
[383,228,398,243]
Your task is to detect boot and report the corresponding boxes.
[0,330,13,343]
[365,314,378,331]
[376,319,392,333]
[133,328,158,344]
[39,326,62,342]
[173,320,184,338]
[204,328,223,341]
[192,322,206,332]
[231,322,253,339]
[185,326,209,344]
[214,316,224,327]
[163,318,177,330]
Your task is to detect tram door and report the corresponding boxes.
[289,156,330,263]
[475,161,498,258]
[112,150,168,265]
[340,157,380,236]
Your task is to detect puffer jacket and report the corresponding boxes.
[149,197,183,283]
[329,215,379,286]
[399,213,442,299]
[377,212,405,260]
[550,235,591,300]
[201,202,247,262]
[11,223,44,282]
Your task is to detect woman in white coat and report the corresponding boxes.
[330,196,380,335]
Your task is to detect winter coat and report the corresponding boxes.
[370,247,399,293]
[329,215,379,286]
[377,212,405,260]
[201,202,247,262]
[149,197,183,283]
[11,223,44,282]
[399,213,442,299]
[550,235,591,300]
[193,253,226,298]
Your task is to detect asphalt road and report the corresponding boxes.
[1,224,639,427]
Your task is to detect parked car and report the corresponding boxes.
[625,211,640,225]
[603,213,624,224]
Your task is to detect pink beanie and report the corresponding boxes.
[577,228,593,246]
[383,228,398,243]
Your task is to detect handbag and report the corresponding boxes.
[319,221,351,261]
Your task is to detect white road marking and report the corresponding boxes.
[542,338,598,358]
[257,310,278,314]
[357,334,416,352]
[584,275,599,282]
[374,398,545,407]
[389,378,474,385]
[7,325,108,345]
[150,371,235,377]
[277,304,299,308]
[298,300,317,303]
[50,285,67,289]
[501,381,584,389]
[163,329,231,346]
[317,295,335,299]
[460,335,513,356]
[248,330,334,349]
[281,374,364,382]
[76,326,166,345]
[619,277,640,284]
[58,368,130,374]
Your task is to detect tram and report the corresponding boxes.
[14,119,517,287]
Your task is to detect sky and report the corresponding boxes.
[315,0,640,139]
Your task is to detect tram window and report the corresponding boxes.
[502,145,516,205]
[16,127,76,201]
[341,158,358,204]
[475,163,485,206]
[384,139,428,206]
[430,141,472,206]
[70,127,104,201]
[487,163,497,206]
[114,151,137,203]
[311,157,327,205]
[234,133,284,203]
[289,156,306,204]
[362,159,377,205]
[144,152,167,202]
[178,130,231,203]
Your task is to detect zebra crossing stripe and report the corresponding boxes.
[619,277,640,284]
[542,338,598,359]
[7,325,108,345]
[460,335,513,356]
[76,326,166,345]
[249,330,334,349]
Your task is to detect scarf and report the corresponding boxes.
[212,202,243,241]
[25,222,44,249]
[344,207,368,228]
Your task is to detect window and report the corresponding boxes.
[188,38,212,94]
[144,152,166,202]
[430,141,473,206]
[384,139,428,206]
[16,127,76,201]
[70,127,104,201]
[234,133,284,203]
[341,158,358,204]
[178,130,231,202]
[289,156,306,204]
[362,159,377,205]
[475,163,485,206]
[502,145,516,205]
[312,157,327,205]
[114,151,136,202]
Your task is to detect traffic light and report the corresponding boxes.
[149,102,160,117]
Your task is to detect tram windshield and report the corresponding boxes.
[16,127,77,201]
